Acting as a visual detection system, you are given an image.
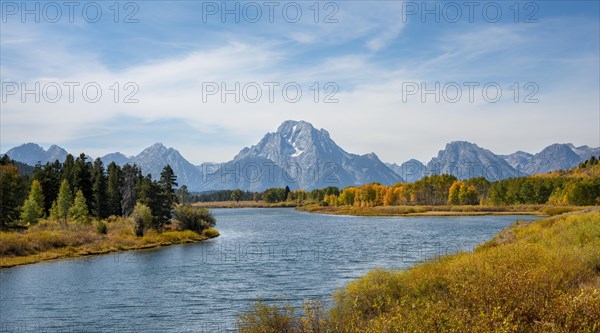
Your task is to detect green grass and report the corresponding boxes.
[0,218,219,268]
[239,209,600,332]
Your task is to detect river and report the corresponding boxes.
[0,208,539,332]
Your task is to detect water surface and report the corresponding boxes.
[0,208,539,332]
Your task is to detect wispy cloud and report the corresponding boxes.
[1,1,598,163]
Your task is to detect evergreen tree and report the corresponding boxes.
[106,162,122,216]
[91,158,109,219]
[73,153,93,209]
[137,174,165,230]
[0,162,28,227]
[156,165,178,226]
[49,200,60,221]
[69,189,89,224]
[120,164,139,216]
[56,179,73,225]
[61,154,75,193]
[34,161,62,215]
[176,185,191,204]
[136,174,154,206]
[20,179,45,224]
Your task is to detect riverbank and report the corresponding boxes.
[297,204,586,217]
[0,218,219,268]
[193,201,297,208]
[194,201,586,217]
[239,208,600,332]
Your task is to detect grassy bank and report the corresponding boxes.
[192,201,585,216]
[193,201,297,208]
[0,218,219,268]
[298,204,587,217]
[239,209,600,332]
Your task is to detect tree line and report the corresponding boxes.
[1,154,178,230]
[199,157,600,207]
[3,154,598,229]
[333,157,599,207]
[192,186,341,204]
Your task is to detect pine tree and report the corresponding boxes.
[92,158,109,219]
[156,165,178,226]
[137,174,164,230]
[120,164,139,216]
[73,153,93,209]
[176,185,191,204]
[69,190,89,224]
[20,179,45,224]
[136,174,154,207]
[34,161,62,215]
[56,179,73,225]
[49,200,59,221]
[107,162,122,216]
[0,162,28,227]
[62,154,75,192]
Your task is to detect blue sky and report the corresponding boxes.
[1,0,599,164]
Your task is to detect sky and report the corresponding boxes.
[1,0,599,164]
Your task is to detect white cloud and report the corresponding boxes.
[1,4,598,165]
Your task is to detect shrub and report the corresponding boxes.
[173,205,216,233]
[542,206,575,216]
[238,302,298,333]
[131,203,152,237]
[203,228,219,238]
[96,221,108,235]
[107,215,119,223]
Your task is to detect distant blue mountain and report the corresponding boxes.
[5,143,68,166]
[5,122,599,189]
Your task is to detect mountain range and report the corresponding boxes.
[4,120,599,191]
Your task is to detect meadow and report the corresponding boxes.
[0,217,219,268]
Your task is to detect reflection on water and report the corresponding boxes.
[0,208,539,332]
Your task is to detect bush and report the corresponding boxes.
[238,302,298,333]
[203,228,219,238]
[96,221,108,235]
[173,205,216,233]
[542,206,575,216]
[107,215,119,223]
[131,203,152,237]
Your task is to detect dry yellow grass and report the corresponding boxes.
[0,218,219,268]
[193,201,297,208]
[298,204,590,217]
[239,209,600,332]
